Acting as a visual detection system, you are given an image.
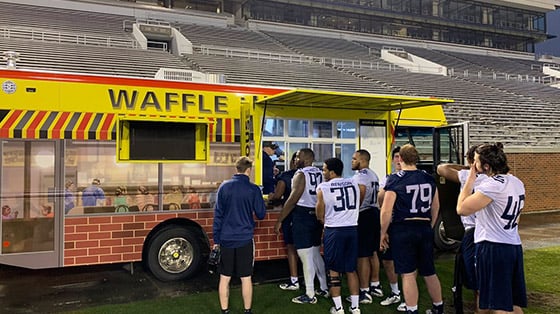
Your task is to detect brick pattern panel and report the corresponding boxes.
[63,210,288,266]
[509,153,560,213]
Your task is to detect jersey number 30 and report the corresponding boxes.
[330,186,358,212]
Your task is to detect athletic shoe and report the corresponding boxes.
[291,294,317,304]
[369,284,384,297]
[279,281,300,291]
[397,302,407,312]
[425,304,444,314]
[315,289,330,298]
[349,306,361,314]
[345,290,372,304]
[330,306,344,314]
[380,292,401,306]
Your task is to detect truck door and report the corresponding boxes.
[433,122,469,250]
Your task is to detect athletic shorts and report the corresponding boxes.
[390,221,435,276]
[323,226,358,273]
[219,240,255,278]
[461,227,477,290]
[357,207,380,258]
[475,241,527,311]
[292,205,323,250]
[281,212,294,245]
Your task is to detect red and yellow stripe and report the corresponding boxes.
[0,109,240,142]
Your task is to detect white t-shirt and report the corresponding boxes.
[457,169,486,229]
[295,166,323,208]
[317,177,360,228]
[353,168,380,211]
[473,174,525,245]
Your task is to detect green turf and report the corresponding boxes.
[68,246,560,314]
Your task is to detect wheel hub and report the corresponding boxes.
[158,237,194,274]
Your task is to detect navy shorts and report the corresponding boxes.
[219,240,254,278]
[390,221,435,276]
[357,207,380,258]
[292,205,322,250]
[475,241,527,311]
[324,226,358,273]
[461,227,477,290]
[281,212,294,245]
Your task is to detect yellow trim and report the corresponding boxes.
[257,89,453,111]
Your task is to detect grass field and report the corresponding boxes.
[69,246,560,314]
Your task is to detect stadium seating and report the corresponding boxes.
[0,37,188,77]
[1,1,559,148]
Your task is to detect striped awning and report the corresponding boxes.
[0,109,116,140]
[208,117,241,143]
[0,109,243,143]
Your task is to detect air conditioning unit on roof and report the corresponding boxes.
[155,68,225,83]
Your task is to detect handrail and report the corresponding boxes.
[0,26,139,49]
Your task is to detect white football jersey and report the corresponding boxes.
[457,169,486,229]
[353,168,380,211]
[295,166,323,208]
[317,177,360,227]
[379,175,388,189]
[474,174,525,245]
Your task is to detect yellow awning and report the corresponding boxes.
[256,89,453,111]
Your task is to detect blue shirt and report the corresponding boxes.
[82,185,105,206]
[384,170,436,223]
[213,174,266,248]
[276,169,296,204]
[262,153,275,194]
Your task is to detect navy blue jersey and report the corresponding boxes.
[384,170,436,223]
[276,169,296,204]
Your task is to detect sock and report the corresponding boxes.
[291,276,299,284]
[297,247,316,298]
[332,296,342,310]
[351,294,359,309]
[312,246,328,291]
[407,305,418,311]
[433,301,443,306]
[370,281,380,287]
[360,288,369,293]
[390,282,400,295]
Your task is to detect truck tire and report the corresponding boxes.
[146,225,203,281]
[434,214,460,251]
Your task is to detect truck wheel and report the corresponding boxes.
[146,226,202,281]
[434,214,460,251]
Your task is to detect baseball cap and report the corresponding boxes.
[263,141,279,149]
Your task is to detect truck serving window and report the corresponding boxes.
[118,120,208,162]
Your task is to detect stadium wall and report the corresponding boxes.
[509,152,560,212]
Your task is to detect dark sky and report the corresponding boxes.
[536,9,560,56]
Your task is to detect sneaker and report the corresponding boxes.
[406,310,418,314]
[369,284,384,297]
[380,292,401,306]
[397,302,407,312]
[349,306,361,314]
[279,281,300,291]
[330,306,345,314]
[345,290,372,304]
[315,289,330,299]
[292,294,318,304]
[425,304,444,314]
[244,310,252,314]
